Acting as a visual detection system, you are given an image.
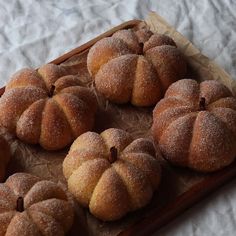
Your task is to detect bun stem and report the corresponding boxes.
[49,85,55,97]
[109,146,118,163]
[16,197,24,212]
[199,97,206,111]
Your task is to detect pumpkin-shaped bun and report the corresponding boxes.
[0,64,97,150]
[87,28,187,106]
[0,135,11,182]
[152,79,236,172]
[63,128,161,221]
[0,173,74,236]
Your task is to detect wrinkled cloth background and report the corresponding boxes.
[0,0,236,235]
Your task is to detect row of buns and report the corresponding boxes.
[0,26,235,234]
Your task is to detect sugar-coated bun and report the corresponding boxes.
[0,134,11,182]
[0,173,74,235]
[145,45,186,91]
[63,128,161,221]
[87,28,187,106]
[0,64,98,150]
[152,79,236,172]
[87,37,132,77]
[143,33,177,52]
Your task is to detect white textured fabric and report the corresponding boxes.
[0,0,236,235]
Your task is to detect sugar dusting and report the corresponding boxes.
[88,28,186,106]
[95,54,138,104]
[0,64,97,150]
[64,128,161,220]
[143,33,177,52]
[112,29,141,53]
[87,37,133,77]
[153,79,236,172]
[0,173,73,235]
[189,111,236,171]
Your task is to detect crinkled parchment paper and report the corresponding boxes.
[2,12,235,236]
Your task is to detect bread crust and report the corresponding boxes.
[152,79,236,172]
[63,128,161,221]
[0,173,74,235]
[0,64,98,150]
[87,29,187,106]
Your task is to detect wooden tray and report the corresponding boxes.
[1,15,236,236]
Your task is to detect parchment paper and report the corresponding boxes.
[2,12,235,236]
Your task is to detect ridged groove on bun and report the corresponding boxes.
[87,37,133,77]
[0,173,74,235]
[95,54,162,106]
[63,128,161,221]
[0,64,98,150]
[143,33,177,52]
[152,79,236,172]
[87,28,187,106]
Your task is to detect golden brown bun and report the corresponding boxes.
[63,128,161,221]
[152,79,236,172]
[0,173,74,235]
[134,28,153,44]
[0,64,98,150]
[0,135,11,182]
[87,29,187,106]
[87,37,132,77]
[143,33,177,52]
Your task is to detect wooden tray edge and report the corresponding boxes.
[0,19,141,96]
[50,19,142,65]
[119,162,236,236]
